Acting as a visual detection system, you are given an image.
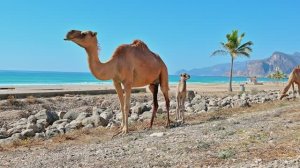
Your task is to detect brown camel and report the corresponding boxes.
[279,68,300,100]
[176,73,190,123]
[64,30,170,134]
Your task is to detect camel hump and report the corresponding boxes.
[131,40,150,51]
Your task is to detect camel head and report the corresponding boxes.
[180,73,190,81]
[64,30,98,48]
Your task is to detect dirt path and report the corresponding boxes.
[1,100,300,168]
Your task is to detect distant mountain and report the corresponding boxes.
[176,52,300,77]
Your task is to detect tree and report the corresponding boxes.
[212,30,253,92]
[268,67,286,83]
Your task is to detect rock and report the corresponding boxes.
[241,93,248,100]
[157,107,164,113]
[170,101,177,109]
[100,100,110,108]
[186,106,195,113]
[82,115,108,127]
[185,102,192,108]
[207,106,219,112]
[63,110,81,121]
[21,129,35,137]
[34,132,45,139]
[27,115,37,124]
[209,99,218,106]
[220,98,230,107]
[7,125,25,136]
[130,113,139,121]
[100,110,113,121]
[11,133,25,140]
[36,119,48,132]
[26,123,39,133]
[57,111,67,119]
[235,99,250,107]
[83,124,94,130]
[150,132,164,137]
[140,111,152,120]
[52,119,70,127]
[192,102,207,111]
[131,103,143,114]
[10,118,27,128]
[187,90,195,102]
[142,103,152,112]
[116,112,123,121]
[35,109,59,125]
[106,120,121,128]
[75,112,89,122]
[45,128,61,138]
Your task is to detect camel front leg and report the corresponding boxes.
[292,83,295,99]
[113,81,125,128]
[280,82,292,100]
[298,84,300,97]
[181,96,186,123]
[122,83,132,134]
[176,96,180,121]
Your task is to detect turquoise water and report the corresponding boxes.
[0,70,287,86]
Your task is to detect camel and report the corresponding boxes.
[279,68,300,100]
[64,30,170,134]
[176,73,190,123]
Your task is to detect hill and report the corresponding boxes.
[176,52,300,77]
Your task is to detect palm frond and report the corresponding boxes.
[237,51,250,57]
[237,41,253,51]
[211,50,228,56]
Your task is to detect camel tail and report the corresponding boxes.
[280,69,295,100]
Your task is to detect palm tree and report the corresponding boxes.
[212,30,253,92]
[268,67,286,83]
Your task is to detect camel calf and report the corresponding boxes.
[176,73,190,123]
[279,68,300,100]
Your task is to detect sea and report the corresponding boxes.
[0,70,287,86]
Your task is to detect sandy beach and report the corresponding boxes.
[0,82,287,98]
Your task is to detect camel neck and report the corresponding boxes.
[178,79,186,92]
[85,46,115,81]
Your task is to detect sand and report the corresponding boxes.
[0,82,286,98]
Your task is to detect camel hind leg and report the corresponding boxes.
[159,67,170,127]
[176,96,180,121]
[149,84,159,128]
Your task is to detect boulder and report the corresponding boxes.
[63,110,81,121]
[100,110,114,121]
[26,123,39,133]
[35,132,46,139]
[21,129,35,138]
[75,112,89,122]
[187,90,196,102]
[35,109,59,125]
[209,99,218,106]
[27,115,37,124]
[100,100,110,108]
[45,128,61,138]
[192,101,207,111]
[11,133,25,140]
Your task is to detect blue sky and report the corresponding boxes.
[0,0,299,74]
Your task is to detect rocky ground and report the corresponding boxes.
[1,89,300,167]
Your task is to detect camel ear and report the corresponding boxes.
[92,32,97,37]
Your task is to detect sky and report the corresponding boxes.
[0,0,299,74]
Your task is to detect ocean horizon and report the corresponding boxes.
[0,70,287,86]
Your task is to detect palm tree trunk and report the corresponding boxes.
[228,57,234,92]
